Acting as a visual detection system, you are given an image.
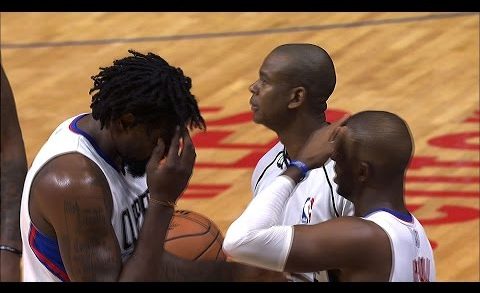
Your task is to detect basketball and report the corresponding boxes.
[165,209,226,261]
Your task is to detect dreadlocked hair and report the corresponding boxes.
[89,50,206,132]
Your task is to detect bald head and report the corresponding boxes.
[344,111,414,179]
[269,44,336,106]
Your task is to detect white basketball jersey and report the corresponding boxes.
[252,141,354,282]
[364,209,436,282]
[20,114,148,282]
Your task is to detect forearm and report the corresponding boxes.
[158,252,287,282]
[223,175,296,271]
[1,155,27,248]
[119,200,175,281]
[120,200,242,282]
[0,251,21,281]
[0,156,23,282]
[156,252,237,282]
[52,191,185,282]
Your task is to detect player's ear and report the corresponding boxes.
[117,113,136,130]
[287,86,306,109]
[358,161,370,183]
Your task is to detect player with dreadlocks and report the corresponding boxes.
[19,50,285,281]
[87,50,205,177]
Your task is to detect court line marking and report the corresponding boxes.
[1,12,477,49]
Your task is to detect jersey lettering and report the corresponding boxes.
[121,191,149,250]
[413,257,431,282]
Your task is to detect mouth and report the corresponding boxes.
[249,96,258,112]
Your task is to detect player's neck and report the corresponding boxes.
[354,185,408,217]
[76,114,123,169]
[278,115,327,159]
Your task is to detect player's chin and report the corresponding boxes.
[125,159,148,177]
[251,112,264,124]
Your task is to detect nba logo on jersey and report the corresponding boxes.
[301,197,315,224]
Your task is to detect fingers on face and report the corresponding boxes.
[147,138,166,169]
[165,126,196,165]
[180,130,196,166]
[166,126,182,161]
[154,137,166,156]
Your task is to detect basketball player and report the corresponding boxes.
[19,50,285,282]
[1,64,28,282]
[224,111,436,282]
[248,43,354,281]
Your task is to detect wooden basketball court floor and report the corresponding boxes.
[1,12,478,281]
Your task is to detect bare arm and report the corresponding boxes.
[286,217,391,277]
[137,251,286,282]
[224,172,391,279]
[1,64,28,282]
[30,153,123,281]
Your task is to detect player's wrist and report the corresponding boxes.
[0,244,22,256]
[149,196,177,209]
[286,160,309,182]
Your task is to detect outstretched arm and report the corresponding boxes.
[1,65,28,282]
[222,116,382,273]
[223,171,388,276]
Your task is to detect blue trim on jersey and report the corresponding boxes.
[29,224,70,281]
[365,207,413,223]
[69,114,119,171]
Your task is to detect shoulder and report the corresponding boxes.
[254,142,284,176]
[353,217,392,255]
[321,158,335,174]
[251,142,284,191]
[254,142,284,171]
[29,153,113,235]
[32,153,111,200]
[330,217,391,255]
[258,142,284,163]
[252,141,283,171]
[342,217,389,236]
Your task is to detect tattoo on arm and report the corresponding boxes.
[61,199,119,281]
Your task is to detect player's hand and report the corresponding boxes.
[296,115,349,170]
[231,264,288,282]
[146,126,196,203]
